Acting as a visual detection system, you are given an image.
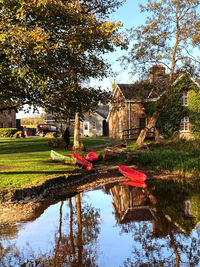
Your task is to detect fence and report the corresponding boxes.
[122,128,155,140]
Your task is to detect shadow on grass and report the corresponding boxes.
[2,168,84,175]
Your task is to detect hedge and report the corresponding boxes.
[0,128,18,137]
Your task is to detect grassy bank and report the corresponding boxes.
[0,137,115,189]
[136,139,200,178]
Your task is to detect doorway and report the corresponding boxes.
[139,118,146,131]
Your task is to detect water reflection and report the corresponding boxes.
[1,179,200,266]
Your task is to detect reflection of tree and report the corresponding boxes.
[51,193,101,266]
[75,194,83,265]
[0,194,101,266]
[54,201,64,265]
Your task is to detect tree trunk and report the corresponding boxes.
[136,19,180,147]
[73,112,80,150]
[136,111,160,147]
[75,194,83,266]
[54,201,63,266]
[69,199,76,264]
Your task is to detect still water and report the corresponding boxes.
[1,179,200,266]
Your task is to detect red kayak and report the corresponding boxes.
[85,152,99,162]
[72,153,93,170]
[118,165,147,183]
[119,180,147,188]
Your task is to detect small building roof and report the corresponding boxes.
[95,105,109,119]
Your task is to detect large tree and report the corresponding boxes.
[1,0,126,148]
[0,0,126,111]
[123,0,200,145]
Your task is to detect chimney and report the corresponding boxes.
[150,65,165,83]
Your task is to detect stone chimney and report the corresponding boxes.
[150,65,165,83]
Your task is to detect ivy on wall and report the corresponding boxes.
[144,74,200,138]
[189,89,200,136]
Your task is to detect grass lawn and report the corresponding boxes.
[136,139,200,178]
[0,136,116,189]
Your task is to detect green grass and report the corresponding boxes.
[0,136,115,189]
[0,151,78,188]
[0,137,52,154]
[80,136,115,147]
[136,139,200,178]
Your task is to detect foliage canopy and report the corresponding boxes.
[0,0,126,113]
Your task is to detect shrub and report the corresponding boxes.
[48,139,66,148]
[0,128,18,137]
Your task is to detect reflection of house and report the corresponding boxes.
[109,184,157,223]
[107,65,200,140]
[107,183,186,238]
[45,105,109,137]
[0,109,16,128]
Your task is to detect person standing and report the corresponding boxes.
[63,127,70,150]
[23,126,28,137]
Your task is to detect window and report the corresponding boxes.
[92,121,96,130]
[0,122,3,128]
[8,122,12,128]
[50,125,57,131]
[180,116,189,132]
[84,123,88,130]
[182,91,188,106]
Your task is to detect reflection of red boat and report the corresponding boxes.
[72,153,93,170]
[85,152,99,162]
[119,180,147,188]
[118,165,147,183]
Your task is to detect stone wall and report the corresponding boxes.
[0,109,16,128]
[108,98,149,139]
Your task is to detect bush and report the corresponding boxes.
[48,139,66,148]
[0,128,18,137]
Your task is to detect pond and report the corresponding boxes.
[1,179,200,266]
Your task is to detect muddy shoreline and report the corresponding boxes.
[0,163,178,225]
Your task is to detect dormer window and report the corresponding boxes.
[182,91,188,106]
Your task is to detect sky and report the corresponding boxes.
[17,0,146,119]
[88,0,147,91]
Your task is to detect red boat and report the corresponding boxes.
[119,180,147,188]
[85,152,99,162]
[118,165,147,183]
[72,153,93,170]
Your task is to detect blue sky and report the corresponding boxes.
[17,0,146,118]
[88,0,147,92]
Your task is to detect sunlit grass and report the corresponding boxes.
[0,151,78,188]
[0,137,52,154]
[137,139,200,178]
[0,136,116,189]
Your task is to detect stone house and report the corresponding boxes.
[107,65,166,139]
[0,109,16,128]
[107,65,200,140]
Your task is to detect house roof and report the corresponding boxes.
[120,207,157,224]
[117,80,166,100]
[95,105,109,119]
[45,105,109,121]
